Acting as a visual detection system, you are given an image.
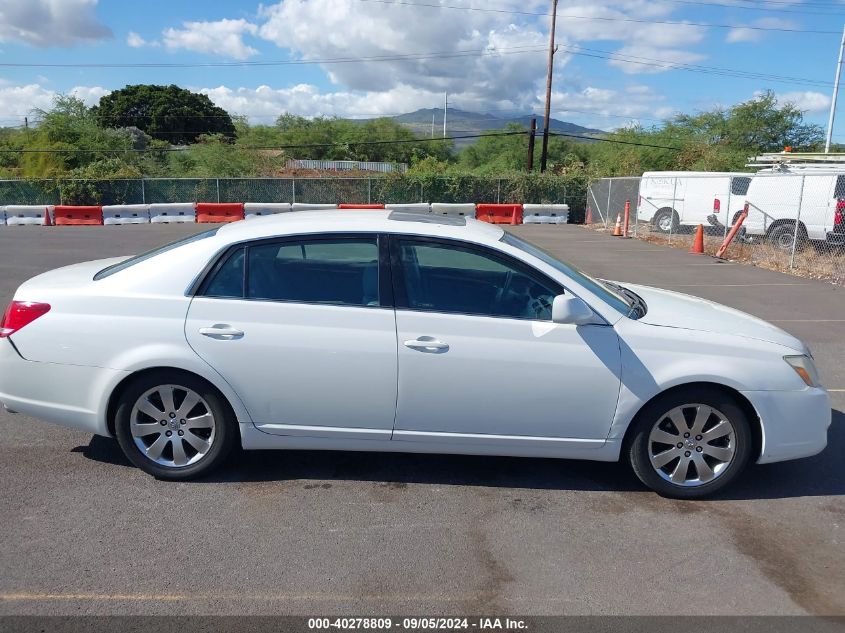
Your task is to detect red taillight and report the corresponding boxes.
[713,198,721,213]
[836,199,845,225]
[0,301,51,338]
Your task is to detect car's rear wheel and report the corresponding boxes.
[628,387,752,498]
[768,223,806,253]
[114,371,236,480]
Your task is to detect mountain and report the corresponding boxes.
[382,108,604,145]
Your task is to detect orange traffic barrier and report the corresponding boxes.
[53,205,103,226]
[622,199,631,238]
[43,208,52,227]
[196,203,244,223]
[337,203,385,209]
[690,224,705,254]
[716,203,749,259]
[585,206,592,225]
[476,204,523,225]
[612,213,622,236]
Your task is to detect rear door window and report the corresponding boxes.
[731,177,751,196]
[247,237,380,307]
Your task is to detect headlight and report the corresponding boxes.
[784,355,821,388]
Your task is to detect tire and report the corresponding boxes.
[768,223,806,253]
[627,386,752,499]
[114,370,237,480]
[653,208,678,234]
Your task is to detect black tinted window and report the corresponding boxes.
[203,248,244,298]
[731,177,751,196]
[247,238,379,306]
[835,175,845,198]
[396,240,557,320]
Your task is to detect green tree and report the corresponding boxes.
[20,95,140,178]
[93,85,236,144]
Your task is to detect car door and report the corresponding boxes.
[389,236,622,446]
[185,233,398,440]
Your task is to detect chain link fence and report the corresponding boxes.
[587,174,845,285]
[0,176,587,217]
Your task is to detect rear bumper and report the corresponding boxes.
[0,338,125,436]
[742,387,831,464]
[826,231,845,246]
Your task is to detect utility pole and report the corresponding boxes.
[24,116,28,129]
[527,117,537,171]
[443,92,448,138]
[431,112,435,138]
[825,24,845,153]
[540,0,558,172]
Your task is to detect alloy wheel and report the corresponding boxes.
[647,403,736,487]
[129,384,217,468]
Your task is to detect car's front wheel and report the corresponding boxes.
[114,371,237,480]
[627,387,752,498]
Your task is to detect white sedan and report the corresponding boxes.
[0,211,831,498]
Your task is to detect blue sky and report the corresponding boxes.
[0,0,839,138]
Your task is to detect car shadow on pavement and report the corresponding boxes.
[77,409,844,500]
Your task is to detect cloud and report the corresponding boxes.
[552,84,676,129]
[726,17,798,43]
[127,31,149,48]
[256,0,552,103]
[0,0,112,47]
[0,83,109,126]
[776,91,831,114]
[163,18,259,60]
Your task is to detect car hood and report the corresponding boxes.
[620,282,808,353]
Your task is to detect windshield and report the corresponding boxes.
[93,228,220,280]
[500,232,636,317]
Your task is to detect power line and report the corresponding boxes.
[0,45,546,69]
[356,0,842,34]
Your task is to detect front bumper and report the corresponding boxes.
[0,338,126,436]
[742,387,832,464]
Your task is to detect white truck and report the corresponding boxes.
[637,171,751,233]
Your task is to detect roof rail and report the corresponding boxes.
[747,152,845,170]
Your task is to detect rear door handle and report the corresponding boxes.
[404,337,449,352]
[199,324,244,340]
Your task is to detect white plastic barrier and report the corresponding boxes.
[385,203,431,214]
[102,204,150,225]
[291,203,338,211]
[149,203,196,223]
[430,203,476,219]
[244,203,292,219]
[522,204,569,225]
[4,205,53,226]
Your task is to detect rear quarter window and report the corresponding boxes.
[94,228,220,280]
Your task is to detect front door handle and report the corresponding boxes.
[199,324,244,340]
[404,337,449,353]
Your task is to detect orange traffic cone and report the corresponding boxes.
[690,224,705,254]
[612,213,623,236]
[585,206,593,225]
[43,207,52,226]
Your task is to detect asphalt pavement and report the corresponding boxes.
[0,223,842,616]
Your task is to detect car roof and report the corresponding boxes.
[216,209,506,244]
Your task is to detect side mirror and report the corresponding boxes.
[552,294,595,325]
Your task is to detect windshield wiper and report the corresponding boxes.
[604,281,647,319]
